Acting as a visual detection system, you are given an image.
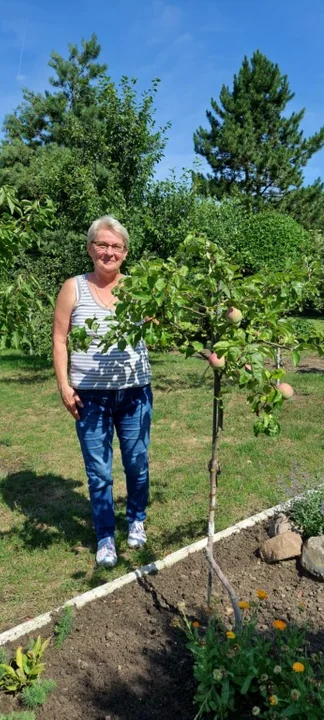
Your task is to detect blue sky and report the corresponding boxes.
[1,0,324,183]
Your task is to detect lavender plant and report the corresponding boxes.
[288,489,324,538]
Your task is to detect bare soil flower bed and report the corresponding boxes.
[1,521,323,719]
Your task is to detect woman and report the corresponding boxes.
[53,216,152,568]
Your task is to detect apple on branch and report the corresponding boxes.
[278,382,294,399]
[209,352,226,369]
[226,306,242,325]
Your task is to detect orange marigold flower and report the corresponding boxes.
[273,620,287,631]
[292,662,305,673]
[238,601,250,609]
[192,621,200,629]
[269,695,278,706]
[256,589,268,600]
[226,631,236,639]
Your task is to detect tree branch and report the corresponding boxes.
[206,546,242,630]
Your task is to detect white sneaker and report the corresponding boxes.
[96,537,117,567]
[127,521,147,548]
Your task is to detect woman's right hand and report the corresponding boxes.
[60,385,84,420]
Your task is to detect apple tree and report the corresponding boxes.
[0,185,54,350]
[70,233,323,627]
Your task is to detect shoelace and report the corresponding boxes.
[130,522,145,536]
[98,538,115,555]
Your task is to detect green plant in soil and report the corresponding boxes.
[54,605,75,647]
[0,636,50,692]
[288,488,324,539]
[21,679,56,709]
[71,232,323,625]
[0,647,9,668]
[181,592,324,719]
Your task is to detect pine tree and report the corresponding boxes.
[194,50,324,206]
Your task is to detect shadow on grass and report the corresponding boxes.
[0,469,209,598]
[0,352,53,384]
[0,470,95,550]
[297,367,324,374]
[0,469,183,559]
[0,352,51,369]
[0,470,158,553]
[0,372,54,385]
[157,517,207,551]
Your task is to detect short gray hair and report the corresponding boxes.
[87,215,129,250]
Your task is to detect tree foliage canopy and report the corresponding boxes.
[0,39,323,356]
[194,50,324,207]
[71,233,324,437]
[0,34,169,230]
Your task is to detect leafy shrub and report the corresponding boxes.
[239,211,311,273]
[301,232,324,313]
[127,178,247,262]
[0,636,50,692]
[21,678,56,708]
[289,317,317,338]
[181,593,324,719]
[288,488,324,539]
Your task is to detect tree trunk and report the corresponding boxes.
[206,369,241,630]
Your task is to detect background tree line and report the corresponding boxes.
[0,35,323,356]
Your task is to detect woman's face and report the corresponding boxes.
[88,228,127,275]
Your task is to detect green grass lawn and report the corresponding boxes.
[0,348,323,631]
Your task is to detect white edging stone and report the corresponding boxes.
[0,499,291,647]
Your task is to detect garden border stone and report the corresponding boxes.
[0,498,294,647]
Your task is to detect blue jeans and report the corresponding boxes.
[76,384,153,541]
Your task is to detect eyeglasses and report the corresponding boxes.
[91,241,125,254]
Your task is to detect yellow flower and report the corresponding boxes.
[273,620,287,631]
[192,621,200,629]
[256,589,268,600]
[292,662,305,673]
[226,631,236,639]
[269,695,278,706]
[238,601,250,609]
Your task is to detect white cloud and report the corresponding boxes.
[147,0,182,46]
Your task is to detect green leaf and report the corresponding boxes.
[292,349,300,367]
[7,196,15,214]
[0,663,17,677]
[154,278,166,292]
[221,677,230,705]
[282,705,300,717]
[240,674,254,695]
[15,646,24,671]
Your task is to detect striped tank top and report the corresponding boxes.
[69,274,151,390]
